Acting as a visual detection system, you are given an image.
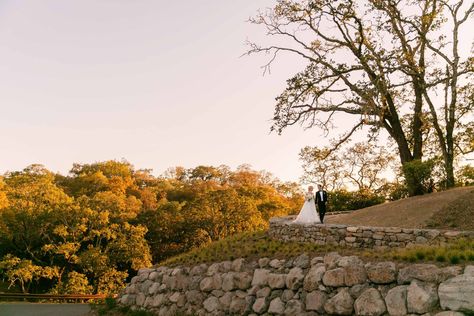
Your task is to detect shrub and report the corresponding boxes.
[449,254,460,264]
[456,165,474,186]
[385,182,409,201]
[328,189,385,212]
[52,271,92,294]
[402,159,435,196]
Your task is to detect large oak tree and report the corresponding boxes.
[247,0,473,195]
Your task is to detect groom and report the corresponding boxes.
[315,184,328,223]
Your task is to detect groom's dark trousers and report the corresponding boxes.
[316,190,328,223]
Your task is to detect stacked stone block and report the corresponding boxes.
[118,253,474,315]
[269,217,474,249]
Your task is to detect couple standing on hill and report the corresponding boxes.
[293,184,328,224]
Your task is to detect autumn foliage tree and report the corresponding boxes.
[247,0,473,195]
[0,164,151,294]
[138,164,302,261]
[0,161,302,293]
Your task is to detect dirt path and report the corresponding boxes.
[326,186,474,228]
[0,302,90,316]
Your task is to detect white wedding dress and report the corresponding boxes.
[293,192,321,224]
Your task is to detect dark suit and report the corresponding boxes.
[315,190,328,223]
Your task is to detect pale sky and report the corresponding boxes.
[0,1,472,183]
[0,0,325,182]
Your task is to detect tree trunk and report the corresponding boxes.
[383,114,424,197]
[412,80,424,160]
[445,156,455,188]
[445,139,455,189]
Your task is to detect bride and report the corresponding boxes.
[293,186,321,224]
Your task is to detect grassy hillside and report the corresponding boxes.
[158,230,474,268]
[327,186,474,229]
[159,187,474,268]
[425,188,474,230]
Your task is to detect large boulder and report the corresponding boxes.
[256,287,271,298]
[268,273,286,289]
[384,285,407,316]
[284,299,305,315]
[407,281,438,314]
[258,257,270,268]
[151,293,165,307]
[337,256,364,267]
[148,282,160,295]
[221,272,236,291]
[158,306,170,316]
[303,264,326,291]
[281,289,295,302]
[438,266,463,282]
[147,271,160,282]
[253,297,269,314]
[143,296,154,308]
[203,296,221,312]
[235,272,253,290]
[190,263,208,276]
[305,290,327,313]
[323,268,346,287]
[350,284,369,299]
[125,283,137,295]
[324,252,342,270]
[229,296,252,314]
[199,274,222,292]
[120,294,136,306]
[135,293,146,306]
[398,264,440,284]
[175,273,190,290]
[185,290,204,305]
[252,269,270,287]
[438,273,474,312]
[354,288,386,316]
[269,259,285,269]
[139,280,154,294]
[162,274,177,290]
[168,291,181,303]
[219,291,234,309]
[367,262,397,284]
[311,256,324,266]
[285,267,305,290]
[268,297,285,315]
[207,262,222,275]
[231,258,245,272]
[137,268,153,281]
[294,253,310,269]
[324,288,354,315]
[344,264,367,286]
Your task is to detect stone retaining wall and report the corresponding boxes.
[269,217,474,249]
[117,253,474,315]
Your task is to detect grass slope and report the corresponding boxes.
[159,187,474,268]
[159,230,474,268]
[327,186,474,229]
[425,188,474,230]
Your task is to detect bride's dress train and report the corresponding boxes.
[293,193,321,224]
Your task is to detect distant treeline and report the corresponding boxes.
[0,161,304,294]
